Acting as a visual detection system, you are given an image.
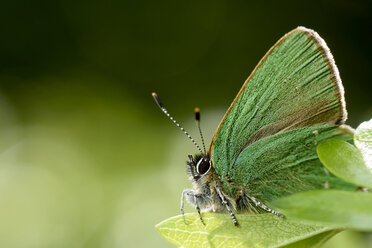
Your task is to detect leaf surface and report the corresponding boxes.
[156,213,337,248]
[280,230,340,248]
[272,190,372,231]
[317,139,372,188]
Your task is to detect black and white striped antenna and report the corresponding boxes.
[194,107,206,154]
[152,92,204,155]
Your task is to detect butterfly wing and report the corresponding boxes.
[209,27,347,187]
[232,125,355,202]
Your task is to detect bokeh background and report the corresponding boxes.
[0,0,371,247]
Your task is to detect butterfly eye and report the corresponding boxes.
[196,158,211,175]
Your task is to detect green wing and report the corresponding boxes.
[230,125,355,202]
[210,27,348,192]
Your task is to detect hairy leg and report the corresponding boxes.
[244,193,284,217]
[181,189,211,225]
[215,186,238,226]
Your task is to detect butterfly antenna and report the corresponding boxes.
[194,107,206,154]
[152,92,204,154]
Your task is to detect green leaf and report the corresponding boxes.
[281,230,340,248]
[155,213,337,248]
[354,119,372,169]
[317,139,372,188]
[271,190,372,231]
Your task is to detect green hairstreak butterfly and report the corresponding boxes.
[152,26,354,226]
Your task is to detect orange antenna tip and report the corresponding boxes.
[194,108,200,121]
[152,92,164,109]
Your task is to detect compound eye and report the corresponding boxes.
[196,158,211,175]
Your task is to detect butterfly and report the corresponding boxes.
[152,26,354,226]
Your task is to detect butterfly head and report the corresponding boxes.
[187,154,212,181]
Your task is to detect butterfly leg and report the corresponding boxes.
[215,186,238,226]
[180,190,186,220]
[245,193,284,218]
[195,203,205,225]
[181,189,208,225]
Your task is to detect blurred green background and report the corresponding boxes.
[0,0,371,247]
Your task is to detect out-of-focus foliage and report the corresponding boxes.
[354,119,372,169]
[0,0,371,247]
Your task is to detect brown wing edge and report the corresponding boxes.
[207,26,347,158]
[298,26,347,125]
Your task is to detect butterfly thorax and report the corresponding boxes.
[186,154,237,213]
